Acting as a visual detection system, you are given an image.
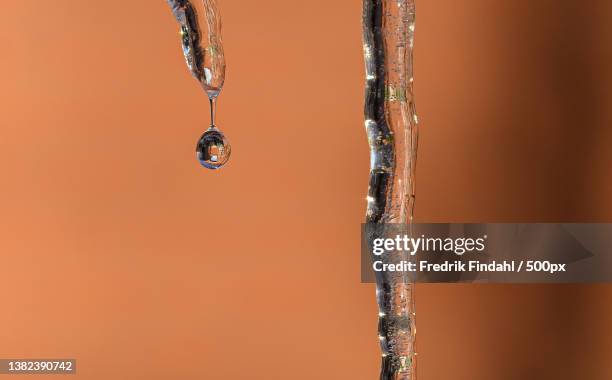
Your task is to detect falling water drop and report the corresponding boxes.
[194,97,231,169]
[196,126,231,169]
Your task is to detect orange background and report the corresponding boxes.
[1,1,611,379]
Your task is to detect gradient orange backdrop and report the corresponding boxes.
[0,1,611,379]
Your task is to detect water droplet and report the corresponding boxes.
[196,126,231,170]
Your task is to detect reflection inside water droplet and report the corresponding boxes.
[196,126,231,170]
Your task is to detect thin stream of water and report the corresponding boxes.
[363,0,419,378]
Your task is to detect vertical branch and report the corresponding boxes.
[363,0,418,379]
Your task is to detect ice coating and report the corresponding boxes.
[363,0,419,379]
[167,0,226,99]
